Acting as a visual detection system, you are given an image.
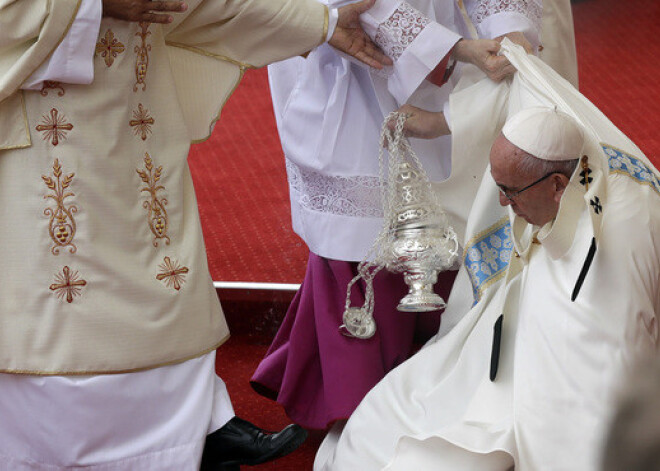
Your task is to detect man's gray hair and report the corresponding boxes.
[516,151,579,179]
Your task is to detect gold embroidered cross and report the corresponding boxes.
[50,266,87,303]
[36,108,73,146]
[96,29,126,67]
[130,104,155,140]
[156,257,189,291]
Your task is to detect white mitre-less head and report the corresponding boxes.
[502,106,585,161]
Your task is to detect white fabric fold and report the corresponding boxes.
[22,0,102,90]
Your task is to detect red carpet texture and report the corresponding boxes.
[189,0,660,285]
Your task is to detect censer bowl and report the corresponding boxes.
[387,226,449,312]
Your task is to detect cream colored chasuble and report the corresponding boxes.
[0,0,328,374]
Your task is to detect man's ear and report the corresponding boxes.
[552,173,570,203]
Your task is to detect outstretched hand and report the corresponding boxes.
[330,0,393,69]
[387,105,450,139]
[102,0,188,23]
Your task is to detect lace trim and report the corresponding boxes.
[373,2,431,62]
[286,160,384,218]
[471,0,542,30]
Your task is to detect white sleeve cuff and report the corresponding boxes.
[443,99,452,132]
[326,7,338,42]
[22,0,102,90]
[361,1,460,103]
[477,12,540,49]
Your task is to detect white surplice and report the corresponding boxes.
[270,0,541,262]
[318,41,660,470]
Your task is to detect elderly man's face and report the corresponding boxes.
[489,135,562,227]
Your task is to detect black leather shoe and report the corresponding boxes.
[200,417,308,469]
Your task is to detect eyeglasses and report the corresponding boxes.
[497,172,557,201]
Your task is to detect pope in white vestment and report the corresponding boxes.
[0,0,388,469]
[318,42,660,470]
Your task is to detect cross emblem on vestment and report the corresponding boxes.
[579,155,593,190]
[130,103,155,140]
[35,108,73,146]
[156,257,189,291]
[49,266,87,303]
[96,29,126,67]
[590,196,603,214]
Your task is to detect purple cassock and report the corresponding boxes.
[251,252,455,429]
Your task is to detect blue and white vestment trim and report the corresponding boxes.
[463,218,513,305]
[603,144,660,195]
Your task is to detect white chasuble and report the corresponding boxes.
[319,41,660,471]
[0,0,328,374]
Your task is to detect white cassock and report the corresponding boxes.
[269,0,542,261]
[318,40,660,471]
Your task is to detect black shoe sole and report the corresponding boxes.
[218,427,308,467]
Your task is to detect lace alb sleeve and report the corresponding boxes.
[371,2,431,61]
[360,0,461,103]
[465,0,542,46]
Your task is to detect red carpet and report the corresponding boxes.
[201,0,660,469]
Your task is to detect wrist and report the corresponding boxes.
[451,38,469,64]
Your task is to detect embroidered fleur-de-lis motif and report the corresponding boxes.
[590,196,602,214]
[40,81,65,97]
[35,108,74,146]
[129,103,155,140]
[137,153,170,246]
[156,256,189,290]
[579,155,593,190]
[134,22,151,92]
[96,29,126,67]
[50,266,87,303]
[42,159,78,255]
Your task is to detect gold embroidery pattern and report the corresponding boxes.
[129,103,155,140]
[50,266,87,303]
[96,29,126,67]
[156,256,189,291]
[137,153,170,246]
[134,22,151,92]
[40,81,65,97]
[35,108,73,146]
[43,159,78,255]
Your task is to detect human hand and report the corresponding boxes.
[452,38,515,82]
[330,0,393,69]
[387,105,450,139]
[102,0,187,24]
[495,31,533,54]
